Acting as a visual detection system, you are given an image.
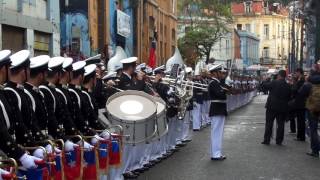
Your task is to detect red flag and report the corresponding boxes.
[109,138,121,167]
[98,140,110,174]
[148,40,157,68]
[82,149,97,180]
[63,147,82,180]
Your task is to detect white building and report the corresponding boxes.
[0,0,60,56]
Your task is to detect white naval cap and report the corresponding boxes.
[208,64,223,72]
[102,71,117,80]
[72,61,86,72]
[0,50,11,66]
[120,57,138,64]
[30,55,50,69]
[84,64,97,77]
[49,56,64,71]
[63,57,73,71]
[84,54,101,65]
[9,50,30,70]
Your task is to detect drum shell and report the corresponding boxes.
[152,97,168,140]
[106,90,157,144]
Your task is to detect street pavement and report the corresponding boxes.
[138,95,320,180]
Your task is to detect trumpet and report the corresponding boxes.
[0,158,26,179]
[147,75,208,91]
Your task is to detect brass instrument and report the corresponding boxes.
[0,158,26,179]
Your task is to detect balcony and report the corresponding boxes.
[260,57,287,65]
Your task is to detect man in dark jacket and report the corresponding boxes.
[262,70,291,145]
[290,68,306,141]
[298,65,320,157]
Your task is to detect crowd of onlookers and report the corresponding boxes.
[260,62,320,158]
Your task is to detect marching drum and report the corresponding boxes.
[106,90,157,144]
[153,97,168,140]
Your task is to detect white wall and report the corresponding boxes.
[4,0,18,11]
[22,0,47,19]
[210,32,233,61]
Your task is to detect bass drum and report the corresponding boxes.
[152,97,168,140]
[106,90,157,144]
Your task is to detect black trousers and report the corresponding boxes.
[264,109,286,144]
[288,111,296,133]
[296,109,306,140]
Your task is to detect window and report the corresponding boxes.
[237,24,242,30]
[278,24,280,38]
[245,1,252,13]
[264,24,269,39]
[282,25,285,38]
[171,29,176,42]
[245,24,251,32]
[263,47,270,58]
[226,39,230,56]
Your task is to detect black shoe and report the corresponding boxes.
[211,156,227,161]
[276,142,282,146]
[131,170,140,175]
[143,163,153,168]
[306,152,319,158]
[193,129,200,132]
[176,143,186,148]
[289,131,296,134]
[182,139,192,143]
[261,141,270,145]
[123,172,138,179]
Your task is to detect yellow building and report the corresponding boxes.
[232,1,302,68]
[136,0,178,65]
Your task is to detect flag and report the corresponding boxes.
[109,139,121,167]
[98,140,110,174]
[50,155,63,180]
[17,166,48,180]
[82,149,97,180]
[63,147,82,180]
[148,40,157,68]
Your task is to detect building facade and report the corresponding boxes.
[0,0,60,56]
[238,30,260,66]
[136,0,177,65]
[232,0,302,68]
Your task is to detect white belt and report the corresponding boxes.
[210,100,227,103]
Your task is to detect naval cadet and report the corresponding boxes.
[82,64,106,132]
[4,50,45,146]
[0,50,42,169]
[192,72,203,131]
[208,64,229,161]
[117,57,137,90]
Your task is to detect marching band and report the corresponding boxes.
[0,47,258,180]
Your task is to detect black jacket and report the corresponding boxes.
[263,79,291,113]
[290,78,305,110]
[55,85,79,136]
[193,80,204,104]
[0,89,25,160]
[208,78,228,116]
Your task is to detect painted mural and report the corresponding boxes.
[60,0,90,61]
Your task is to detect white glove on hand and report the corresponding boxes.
[45,144,53,154]
[33,148,45,159]
[0,168,11,180]
[91,134,104,145]
[54,147,61,154]
[64,140,79,152]
[100,131,111,139]
[19,153,38,169]
[82,141,94,151]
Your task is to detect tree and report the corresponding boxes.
[178,0,231,66]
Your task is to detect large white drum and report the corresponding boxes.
[152,97,168,140]
[106,90,157,144]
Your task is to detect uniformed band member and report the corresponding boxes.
[208,64,229,161]
[192,72,203,131]
[0,50,42,170]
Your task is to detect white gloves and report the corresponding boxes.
[33,148,45,159]
[54,147,61,154]
[19,153,43,169]
[64,140,79,152]
[91,134,105,145]
[45,144,53,154]
[81,141,94,151]
[0,168,11,180]
[167,87,174,95]
[100,131,111,139]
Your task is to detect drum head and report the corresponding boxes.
[106,90,157,122]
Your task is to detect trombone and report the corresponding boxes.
[147,76,208,91]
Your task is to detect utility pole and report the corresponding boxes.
[299,0,304,68]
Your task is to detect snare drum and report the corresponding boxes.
[106,90,157,144]
[153,97,168,140]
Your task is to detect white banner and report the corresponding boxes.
[117,10,131,38]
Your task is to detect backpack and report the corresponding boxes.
[306,84,320,113]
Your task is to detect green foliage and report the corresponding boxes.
[178,0,231,65]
